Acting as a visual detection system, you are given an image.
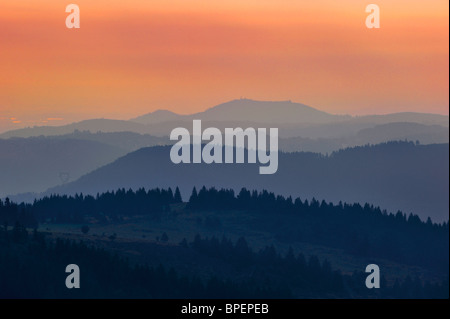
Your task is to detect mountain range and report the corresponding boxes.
[45,142,449,223]
[2,99,448,139]
[1,99,448,221]
[0,138,127,197]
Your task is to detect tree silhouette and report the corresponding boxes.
[174,187,183,203]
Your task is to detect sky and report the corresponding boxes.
[0,0,448,132]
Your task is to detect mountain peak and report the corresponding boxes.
[131,109,181,124]
[130,99,346,125]
[150,109,178,115]
[196,99,346,124]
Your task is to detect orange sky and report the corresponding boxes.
[0,0,448,131]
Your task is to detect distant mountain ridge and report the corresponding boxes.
[0,119,150,139]
[131,99,345,124]
[1,99,448,139]
[0,138,128,197]
[1,125,447,200]
[1,100,448,199]
[131,109,181,124]
[46,142,449,223]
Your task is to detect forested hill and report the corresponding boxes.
[48,141,449,222]
[0,187,448,298]
[1,187,448,274]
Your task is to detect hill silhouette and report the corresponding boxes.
[47,130,169,152]
[1,100,448,140]
[47,141,449,223]
[185,99,348,124]
[1,187,448,298]
[0,119,149,139]
[131,109,185,124]
[0,138,127,197]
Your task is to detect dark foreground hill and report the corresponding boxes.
[48,141,449,223]
[1,187,448,298]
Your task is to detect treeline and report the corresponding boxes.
[0,227,286,298]
[1,186,448,274]
[0,198,37,228]
[187,187,449,273]
[0,187,183,225]
[185,234,449,299]
[187,186,446,229]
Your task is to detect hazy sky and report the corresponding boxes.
[0,0,448,131]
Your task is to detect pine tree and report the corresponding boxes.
[187,187,198,209]
[174,187,183,203]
